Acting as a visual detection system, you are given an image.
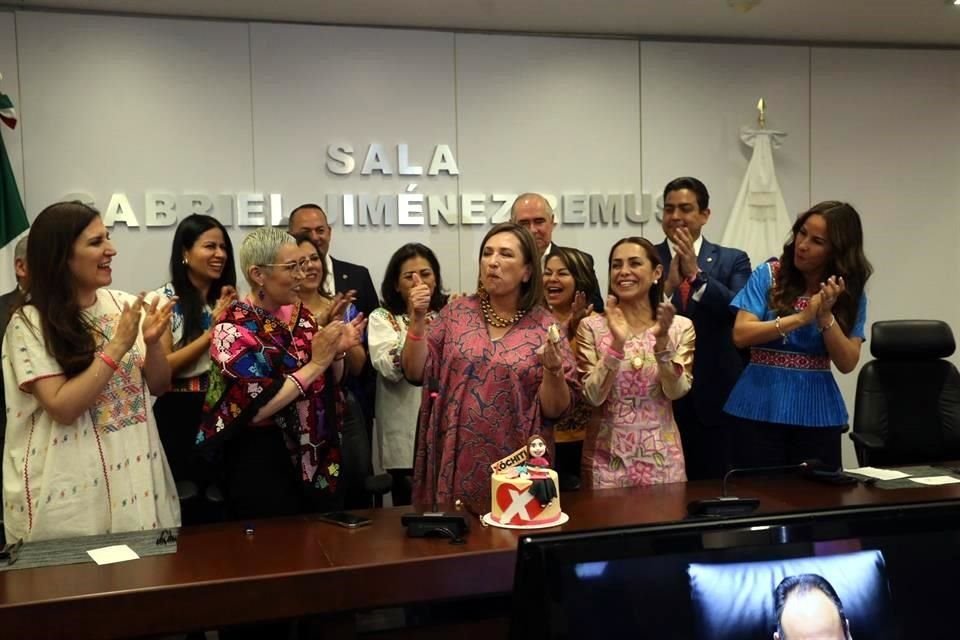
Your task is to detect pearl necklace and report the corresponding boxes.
[480,293,526,328]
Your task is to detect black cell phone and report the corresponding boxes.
[804,469,861,486]
[315,511,372,529]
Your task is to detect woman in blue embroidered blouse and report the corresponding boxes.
[724,202,873,470]
[153,215,237,509]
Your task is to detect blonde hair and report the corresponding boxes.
[239,227,296,287]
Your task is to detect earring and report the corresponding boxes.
[182,258,188,265]
[257,287,265,301]
[654,279,659,285]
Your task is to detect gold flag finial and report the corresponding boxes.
[757,98,766,128]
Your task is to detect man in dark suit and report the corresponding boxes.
[287,203,379,318]
[289,204,379,508]
[510,193,604,313]
[657,177,751,480]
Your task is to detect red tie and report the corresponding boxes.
[678,278,692,310]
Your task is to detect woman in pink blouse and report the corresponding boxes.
[576,237,695,489]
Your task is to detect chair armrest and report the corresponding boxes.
[849,432,886,450]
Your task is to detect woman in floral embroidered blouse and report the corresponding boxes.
[368,243,448,506]
[576,237,694,489]
[2,202,180,542]
[724,202,872,470]
[197,228,364,520]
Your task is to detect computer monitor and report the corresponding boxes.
[511,500,960,640]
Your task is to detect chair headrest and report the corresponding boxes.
[871,320,955,360]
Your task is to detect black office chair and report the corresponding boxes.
[341,389,392,508]
[850,320,960,466]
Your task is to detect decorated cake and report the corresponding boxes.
[486,434,565,528]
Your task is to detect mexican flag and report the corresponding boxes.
[0,90,28,294]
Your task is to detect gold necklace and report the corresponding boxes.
[480,293,526,328]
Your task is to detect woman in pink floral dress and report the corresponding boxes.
[576,237,695,489]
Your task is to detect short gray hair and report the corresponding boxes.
[239,227,296,286]
[13,234,28,262]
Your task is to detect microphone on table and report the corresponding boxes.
[401,377,469,543]
[687,460,825,518]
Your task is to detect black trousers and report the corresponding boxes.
[153,390,205,484]
[673,401,733,481]
[734,418,844,471]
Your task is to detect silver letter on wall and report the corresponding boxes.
[360,144,392,175]
[102,193,140,228]
[428,145,460,176]
[145,192,178,227]
[237,193,266,226]
[327,144,355,175]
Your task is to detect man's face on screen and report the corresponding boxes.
[774,589,850,640]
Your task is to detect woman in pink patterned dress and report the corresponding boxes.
[402,223,578,507]
[576,237,695,489]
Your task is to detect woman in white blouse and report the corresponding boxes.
[368,244,449,506]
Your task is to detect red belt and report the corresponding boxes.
[750,348,830,371]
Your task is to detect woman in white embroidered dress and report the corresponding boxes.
[1,202,180,542]
[367,243,448,506]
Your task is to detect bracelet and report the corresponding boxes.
[607,346,625,360]
[286,373,306,397]
[819,315,836,333]
[774,316,788,343]
[654,349,675,364]
[333,351,347,361]
[96,351,120,371]
[544,366,564,377]
[406,331,424,341]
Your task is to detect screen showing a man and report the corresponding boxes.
[774,574,852,640]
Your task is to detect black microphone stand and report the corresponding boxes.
[687,461,813,518]
[401,378,469,543]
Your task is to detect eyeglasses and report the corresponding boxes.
[259,260,309,274]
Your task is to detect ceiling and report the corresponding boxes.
[8,0,960,47]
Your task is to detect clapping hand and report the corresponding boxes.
[604,295,631,350]
[562,291,594,340]
[337,313,367,353]
[142,294,175,346]
[325,289,357,326]
[211,286,237,323]
[311,320,344,370]
[651,301,676,349]
[818,276,845,318]
[110,294,146,354]
[673,227,699,278]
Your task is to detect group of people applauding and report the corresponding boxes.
[0,175,872,543]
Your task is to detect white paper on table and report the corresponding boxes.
[87,544,141,565]
[908,476,960,486]
[846,467,911,481]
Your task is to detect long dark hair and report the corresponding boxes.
[169,214,237,344]
[771,201,872,334]
[607,237,664,320]
[380,243,448,316]
[24,201,102,377]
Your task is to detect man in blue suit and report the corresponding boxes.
[656,177,751,480]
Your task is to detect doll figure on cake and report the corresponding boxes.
[522,435,558,507]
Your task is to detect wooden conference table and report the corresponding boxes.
[2,475,960,639]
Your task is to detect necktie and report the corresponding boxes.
[678,277,692,310]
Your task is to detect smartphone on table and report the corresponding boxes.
[316,511,372,529]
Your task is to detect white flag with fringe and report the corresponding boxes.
[721,127,793,267]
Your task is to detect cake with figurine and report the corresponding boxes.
[485,434,567,529]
